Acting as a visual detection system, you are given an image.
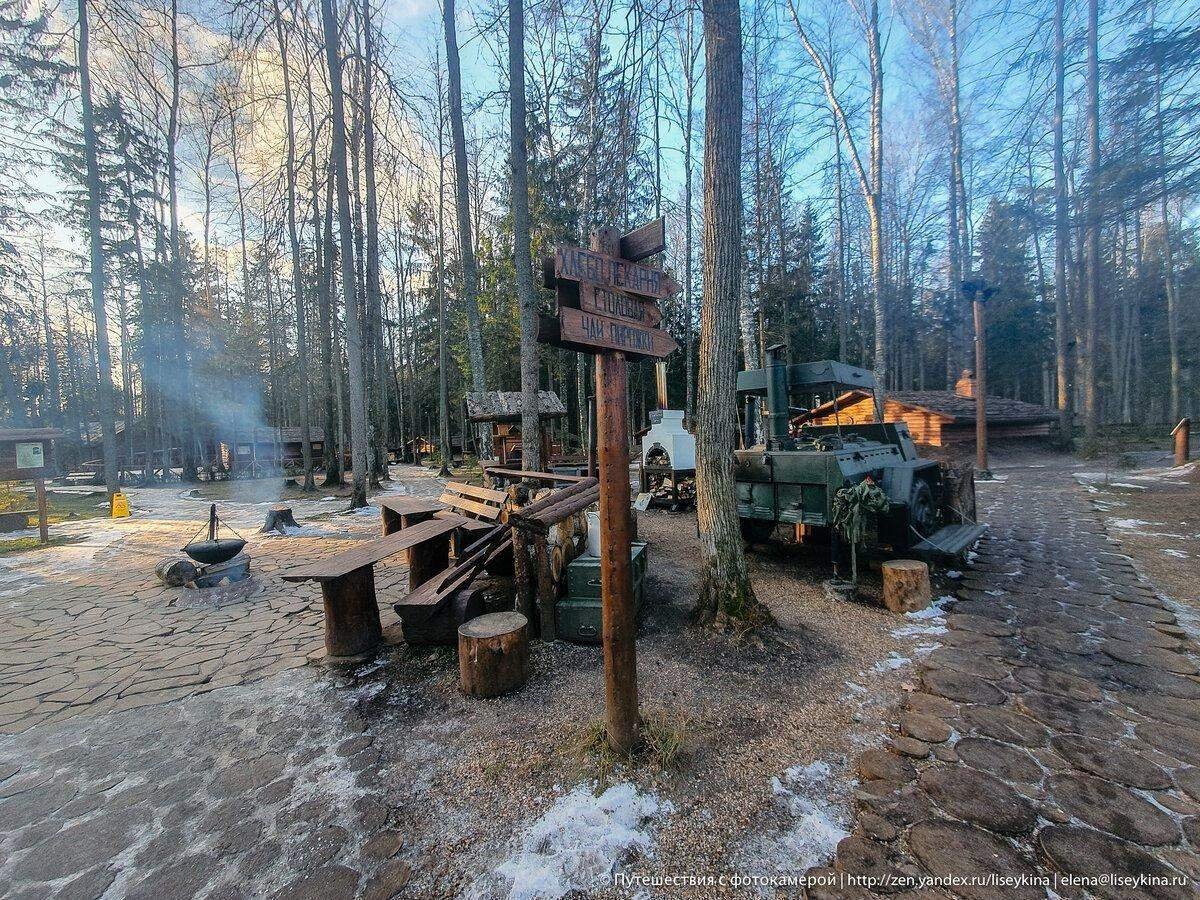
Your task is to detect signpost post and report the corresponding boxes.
[539,218,676,753]
[963,278,994,480]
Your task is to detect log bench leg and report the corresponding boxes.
[407,533,451,590]
[382,508,438,537]
[321,566,383,660]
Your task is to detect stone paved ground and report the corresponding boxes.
[811,464,1200,899]
[0,469,443,734]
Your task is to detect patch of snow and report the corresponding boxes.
[1108,519,1156,530]
[473,783,670,900]
[1109,482,1148,491]
[762,761,851,874]
[1162,549,1190,559]
[262,523,346,538]
[944,569,962,580]
[871,653,912,674]
[904,604,946,622]
[0,528,40,541]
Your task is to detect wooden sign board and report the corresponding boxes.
[557,281,663,328]
[558,307,678,359]
[580,285,662,327]
[541,218,667,289]
[554,246,679,300]
[0,431,59,481]
[618,217,666,262]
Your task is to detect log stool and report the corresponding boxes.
[458,612,529,698]
[882,559,932,613]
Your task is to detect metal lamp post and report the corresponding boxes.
[962,278,995,480]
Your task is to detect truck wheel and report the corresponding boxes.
[907,481,938,539]
[740,519,775,545]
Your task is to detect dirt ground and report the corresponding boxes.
[8,451,1196,898]
[0,464,950,899]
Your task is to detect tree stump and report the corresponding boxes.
[261,505,300,535]
[882,559,932,613]
[458,611,529,698]
[155,556,198,587]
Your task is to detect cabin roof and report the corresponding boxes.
[808,390,1057,425]
[0,427,64,442]
[466,391,567,423]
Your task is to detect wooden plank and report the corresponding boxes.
[619,217,666,262]
[281,514,467,582]
[484,466,589,485]
[444,481,508,504]
[566,283,663,327]
[554,246,679,299]
[438,493,502,520]
[557,306,678,359]
[377,496,446,516]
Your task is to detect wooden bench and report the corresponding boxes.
[484,467,588,490]
[0,509,35,532]
[281,513,467,660]
[380,483,508,557]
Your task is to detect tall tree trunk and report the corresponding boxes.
[1053,0,1072,442]
[444,0,489,459]
[273,0,315,491]
[696,0,768,627]
[361,0,389,482]
[78,0,118,497]
[435,61,453,479]
[166,0,195,482]
[509,0,541,470]
[1153,1,1181,424]
[36,237,61,436]
[681,1,697,420]
[321,0,370,507]
[867,0,886,400]
[1081,0,1100,442]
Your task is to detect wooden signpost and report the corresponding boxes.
[538,218,678,753]
[0,428,62,545]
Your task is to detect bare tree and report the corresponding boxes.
[272,0,315,490]
[444,0,489,459]
[789,0,888,400]
[77,0,118,497]
[695,0,769,627]
[509,0,541,469]
[321,0,370,506]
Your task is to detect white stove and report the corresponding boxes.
[641,409,696,471]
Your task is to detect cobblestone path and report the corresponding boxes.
[0,664,427,900]
[0,469,443,735]
[810,466,1200,899]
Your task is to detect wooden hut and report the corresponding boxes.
[804,373,1057,448]
[466,391,567,466]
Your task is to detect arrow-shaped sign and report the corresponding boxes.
[554,246,680,300]
[555,306,678,359]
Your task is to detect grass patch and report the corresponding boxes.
[0,482,110,524]
[570,709,688,781]
[0,535,85,556]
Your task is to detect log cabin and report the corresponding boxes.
[803,372,1058,448]
[466,390,567,466]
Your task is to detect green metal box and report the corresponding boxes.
[557,543,647,644]
[565,542,646,599]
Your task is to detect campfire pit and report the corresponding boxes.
[183,503,246,565]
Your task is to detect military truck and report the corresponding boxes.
[734,345,984,559]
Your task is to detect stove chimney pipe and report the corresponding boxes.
[655,361,669,410]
